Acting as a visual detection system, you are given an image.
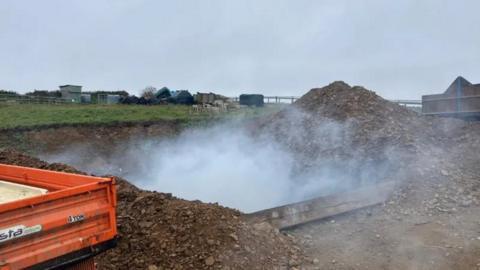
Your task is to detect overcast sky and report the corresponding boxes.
[1,1,479,99]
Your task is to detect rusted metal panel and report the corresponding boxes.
[422,95,480,116]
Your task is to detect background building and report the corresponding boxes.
[59,85,82,103]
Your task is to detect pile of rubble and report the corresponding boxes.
[257,81,479,185]
[98,179,305,270]
[260,81,426,154]
[0,149,306,270]
[258,81,480,270]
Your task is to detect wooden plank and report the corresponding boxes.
[245,181,396,230]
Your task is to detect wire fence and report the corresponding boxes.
[0,95,71,105]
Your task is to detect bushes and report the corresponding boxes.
[0,90,20,97]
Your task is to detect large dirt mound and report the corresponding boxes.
[256,81,480,187]
[279,83,480,270]
[261,81,427,152]
[294,81,417,122]
[0,149,305,270]
[98,183,304,270]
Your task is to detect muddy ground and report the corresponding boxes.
[0,149,305,270]
[0,120,182,155]
[3,122,479,270]
[1,83,480,269]
[295,167,480,270]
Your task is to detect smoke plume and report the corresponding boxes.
[41,110,402,213]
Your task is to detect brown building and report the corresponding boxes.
[422,77,480,119]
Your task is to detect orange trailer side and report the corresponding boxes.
[0,164,117,270]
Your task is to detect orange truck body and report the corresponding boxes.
[0,164,117,270]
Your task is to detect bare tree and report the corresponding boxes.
[141,86,157,100]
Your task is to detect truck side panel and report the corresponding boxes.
[0,164,116,270]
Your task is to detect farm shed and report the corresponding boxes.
[422,76,480,119]
[59,85,82,103]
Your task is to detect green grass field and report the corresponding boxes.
[0,104,199,129]
[0,103,285,129]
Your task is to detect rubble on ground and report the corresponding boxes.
[2,80,480,269]
[0,149,81,174]
[255,81,480,269]
[259,81,430,157]
[257,80,480,214]
[0,149,306,270]
[257,81,480,186]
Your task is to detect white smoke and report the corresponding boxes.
[41,110,400,213]
[126,125,296,212]
[40,121,346,212]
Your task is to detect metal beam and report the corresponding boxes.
[245,181,396,230]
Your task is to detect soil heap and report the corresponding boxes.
[260,81,425,155]
[0,149,305,270]
[268,82,480,270]
[256,81,480,185]
[0,149,81,173]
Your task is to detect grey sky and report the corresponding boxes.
[1,0,479,99]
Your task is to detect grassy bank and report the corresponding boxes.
[0,103,286,130]
[0,104,199,129]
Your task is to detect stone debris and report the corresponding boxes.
[0,149,307,270]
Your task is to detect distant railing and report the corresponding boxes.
[229,96,299,104]
[230,96,422,106]
[0,95,71,104]
[390,99,422,106]
[264,96,299,104]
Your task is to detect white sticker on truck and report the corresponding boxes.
[67,214,85,224]
[0,224,42,243]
